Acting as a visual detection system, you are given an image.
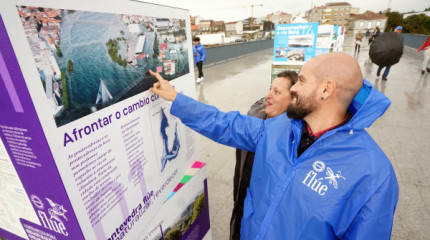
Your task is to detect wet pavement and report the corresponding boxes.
[194,37,430,239]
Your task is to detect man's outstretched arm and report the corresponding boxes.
[147,70,264,152]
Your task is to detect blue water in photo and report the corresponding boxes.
[55,10,189,127]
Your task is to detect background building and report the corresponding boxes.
[325,2,352,27]
[306,6,324,23]
[348,11,387,37]
[198,19,212,33]
[225,21,243,37]
[190,15,203,25]
[211,20,225,33]
[266,11,292,24]
[307,2,357,28]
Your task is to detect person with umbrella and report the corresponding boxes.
[370,26,404,81]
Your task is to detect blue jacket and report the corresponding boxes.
[170,79,398,240]
[193,42,206,63]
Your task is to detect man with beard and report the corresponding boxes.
[148,52,398,240]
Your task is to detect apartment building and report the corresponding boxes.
[325,2,352,27]
[307,2,355,28]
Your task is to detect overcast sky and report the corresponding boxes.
[138,0,429,22]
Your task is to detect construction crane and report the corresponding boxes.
[250,4,264,26]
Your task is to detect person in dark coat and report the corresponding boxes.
[376,26,403,80]
[369,26,380,45]
[229,71,298,240]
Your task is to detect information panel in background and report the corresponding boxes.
[0,0,209,239]
[270,64,302,82]
[316,24,334,56]
[331,25,345,53]
[273,22,319,64]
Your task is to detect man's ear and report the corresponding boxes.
[321,80,336,99]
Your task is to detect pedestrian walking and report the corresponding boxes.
[193,37,206,83]
[230,71,297,240]
[148,52,398,239]
[416,35,430,74]
[369,26,380,45]
[355,31,363,53]
[371,26,404,81]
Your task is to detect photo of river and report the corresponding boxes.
[17,6,189,127]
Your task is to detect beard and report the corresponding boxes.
[286,91,317,119]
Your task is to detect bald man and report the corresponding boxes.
[149,53,398,240]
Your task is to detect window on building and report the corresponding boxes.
[340,8,344,10]
[376,21,380,26]
[334,8,338,11]
[368,21,372,29]
[360,21,364,27]
[340,13,343,16]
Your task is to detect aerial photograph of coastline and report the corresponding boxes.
[17,6,189,127]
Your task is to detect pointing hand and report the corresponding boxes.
[149,70,178,102]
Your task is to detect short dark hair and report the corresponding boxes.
[193,37,200,42]
[276,70,298,87]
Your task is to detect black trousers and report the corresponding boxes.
[197,61,204,78]
[230,149,255,240]
[355,44,360,52]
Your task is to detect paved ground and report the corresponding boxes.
[195,37,430,239]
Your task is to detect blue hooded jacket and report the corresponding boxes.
[193,42,206,63]
[170,79,398,240]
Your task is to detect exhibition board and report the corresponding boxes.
[0,0,210,239]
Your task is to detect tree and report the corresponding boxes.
[164,228,182,240]
[153,33,159,58]
[191,194,205,223]
[385,12,403,32]
[403,14,430,34]
[180,19,186,28]
[263,21,274,31]
[56,45,63,57]
[61,71,69,110]
[66,60,74,73]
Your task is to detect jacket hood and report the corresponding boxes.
[346,79,391,130]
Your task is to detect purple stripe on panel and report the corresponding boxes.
[0,30,24,113]
[0,14,85,240]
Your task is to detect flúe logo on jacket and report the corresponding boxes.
[302,160,346,196]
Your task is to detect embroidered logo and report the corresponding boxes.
[302,161,346,195]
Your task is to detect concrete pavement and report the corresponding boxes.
[195,37,430,239]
